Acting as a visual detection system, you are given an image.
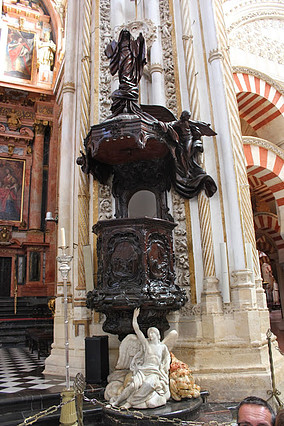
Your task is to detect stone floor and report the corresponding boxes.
[0,308,283,425]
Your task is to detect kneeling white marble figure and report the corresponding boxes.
[105,308,177,409]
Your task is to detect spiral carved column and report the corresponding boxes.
[179,0,200,120]
[77,0,92,291]
[180,0,216,280]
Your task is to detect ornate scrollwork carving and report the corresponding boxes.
[0,227,11,244]
[159,1,178,116]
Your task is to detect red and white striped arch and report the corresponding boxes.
[233,73,284,131]
[248,174,274,204]
[244,144,284,208]
[244,142,284,250]
[256,234,274,256]
[254,213,284,251]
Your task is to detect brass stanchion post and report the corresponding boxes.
[57,240,78,426]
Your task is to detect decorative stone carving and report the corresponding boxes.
[105,308,174,409]
[62,82,75,94]
[159,0,178,117]
[54,0,67,29]
[8,144,14,156]
[37,31,56,70]
[208,48,224,64]
[6,109,21,131]
[20,127,34,137]
[243,136,284,160]
[114,19,157,50]
[172,215,190,290]
[180,302,201,317]
[0,227,11,244]
[99,0,112,121]
[98,185,113,221]
[228,18,284,64]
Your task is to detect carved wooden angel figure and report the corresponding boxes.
[155,110,217,199]
[105,29,146,116]
[105,308,178,409]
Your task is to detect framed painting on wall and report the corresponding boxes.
[4,28,35,80]
[0,158,25,222]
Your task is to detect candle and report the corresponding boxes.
[61,227,66,247]
[46,211,52,220]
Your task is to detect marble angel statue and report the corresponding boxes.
[105,307,178,409]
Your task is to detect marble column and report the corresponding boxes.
[29,120,45,230]
[145,0,166,106]
[44,0,79,377]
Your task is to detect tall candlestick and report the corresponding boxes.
[61,227,66,247]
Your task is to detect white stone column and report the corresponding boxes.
[111,0,125,30]
[44,0,79,376]
[145,0,166,106]
[110,0,125,94]
[58,2,78,252]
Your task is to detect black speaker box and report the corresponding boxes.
[85,335,109,384]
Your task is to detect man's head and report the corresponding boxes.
[237,396,275,426]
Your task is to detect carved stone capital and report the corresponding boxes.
[150,63,164,75]
[62,81,75,94]
[208,48,224,64]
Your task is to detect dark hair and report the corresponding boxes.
[275,409,284,426]
[237,396,276,425]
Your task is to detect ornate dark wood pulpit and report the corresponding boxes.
[77,29,216,339]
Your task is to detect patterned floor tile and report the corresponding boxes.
[0,346,66,397]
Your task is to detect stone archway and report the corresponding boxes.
[243,138,284,315]
[243,137,284,241]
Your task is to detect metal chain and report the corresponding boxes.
[17,396,76,426]
[17,389,236,425]
[83,394,230,425]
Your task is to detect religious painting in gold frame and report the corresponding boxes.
[4,27,35,80]
[0,157,25,222]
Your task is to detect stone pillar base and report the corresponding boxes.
[173,336,284,402]
[44,346,85,378]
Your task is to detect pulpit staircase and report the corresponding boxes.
[0,297,53,346]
